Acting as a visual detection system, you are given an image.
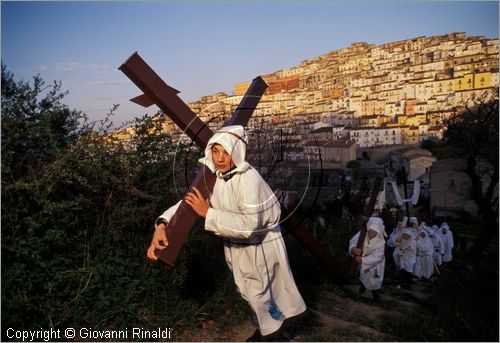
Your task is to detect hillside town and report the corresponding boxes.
[113,32,499,219]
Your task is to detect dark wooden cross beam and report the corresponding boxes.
[393,166,424,219]
[396,167,411,219]
[119,52,340,276]
[350,176,383,276]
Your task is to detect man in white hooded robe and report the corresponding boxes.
[414,227,434,280]
[429,225,444,266]
[438,222,454,263]
[393,227,417,286]
[349,216,386,300]
[387,217,407,249]
[147,125,306,340]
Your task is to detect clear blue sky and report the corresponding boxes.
[2,1,498,126]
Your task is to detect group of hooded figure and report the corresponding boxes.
[349,214,455,299]
[388,218,455,281]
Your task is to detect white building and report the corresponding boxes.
[349,126,402,147]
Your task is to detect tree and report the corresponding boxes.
[442,90,499,260]
[1,64,81,180]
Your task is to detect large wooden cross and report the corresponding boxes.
[349,176,383,276]
[119,52,340,276]
[394,166,416,219]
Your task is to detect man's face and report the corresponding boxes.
[402,233,411,240]
[367,229,378,240]
[211,144,235,173]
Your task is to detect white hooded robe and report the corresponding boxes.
[393,227,417,274]
[387,225,403,248]
[414,229,434,279]
[156,125,306,336]
[438,223,454,263]
[349,217,386,291]
[429,226,444,266]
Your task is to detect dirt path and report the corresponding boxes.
[301,275,435,341]
[174,269,436,342]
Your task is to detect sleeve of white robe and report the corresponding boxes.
[349,232,361,254]
[386,230,398,247]
[155,200,182,227]
[204,172,280,239]
[362,245,385,267]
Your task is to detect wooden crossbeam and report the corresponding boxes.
[349,176,383,276]
[119,52,213,150]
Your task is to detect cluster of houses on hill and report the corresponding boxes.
[112,32,498,220]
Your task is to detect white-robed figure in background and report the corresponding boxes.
[438,222,454,263]
[349,216,386,300]
[147,125,306,340]
[387,217,407,248]
[393,227,417,285]
[414,227,434,280]
[429,225,444,266]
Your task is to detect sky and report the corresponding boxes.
[2,1,498,127]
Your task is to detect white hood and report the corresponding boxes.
[367,216,386,238]
[199,125,251,177]
[398,227,416,250]
[401,227,415,237]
